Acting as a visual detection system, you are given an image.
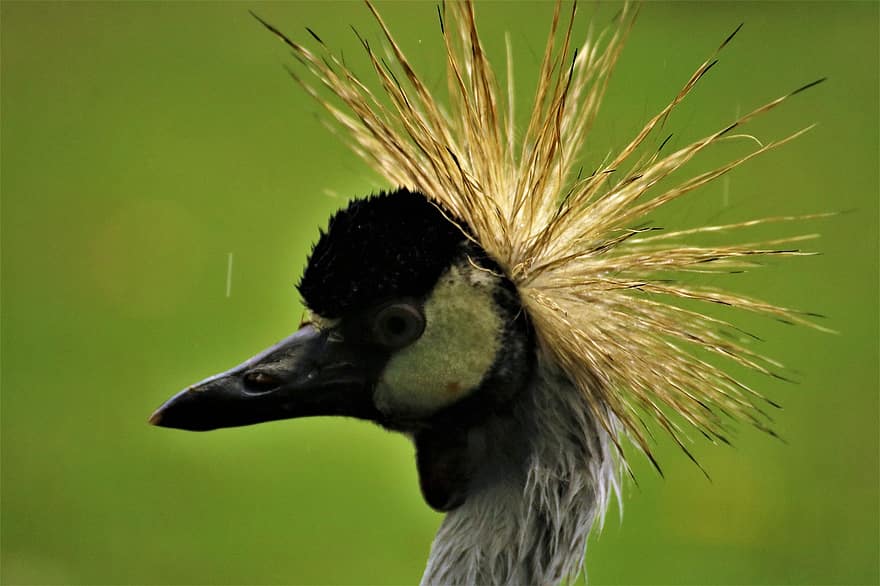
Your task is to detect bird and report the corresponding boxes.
[149,2,825,584]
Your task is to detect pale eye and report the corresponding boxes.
[372,302,425,348]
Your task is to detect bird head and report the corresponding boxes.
[150,187,534,511]
[151,1,824,530]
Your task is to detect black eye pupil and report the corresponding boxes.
[373,302,425,348]
[385,315,408,336]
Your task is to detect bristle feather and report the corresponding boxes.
[256,1,823,468]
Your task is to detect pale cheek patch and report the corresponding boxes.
[375,263,502,417]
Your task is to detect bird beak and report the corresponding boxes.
[149,325,380,431]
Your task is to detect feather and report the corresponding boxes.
[252,1,824,468]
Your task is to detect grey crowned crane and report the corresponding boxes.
[150,3,824,584]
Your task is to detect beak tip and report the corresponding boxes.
[148,410,164,426]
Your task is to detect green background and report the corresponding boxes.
[2,2,877,585]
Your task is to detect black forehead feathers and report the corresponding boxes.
[299,188,471,317]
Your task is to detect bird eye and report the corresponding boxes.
[372,302,425,348]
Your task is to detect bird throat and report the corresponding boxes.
[418,361,617,586]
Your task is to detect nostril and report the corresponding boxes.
[243,371,280,392]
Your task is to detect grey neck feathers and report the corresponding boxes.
[420,361,619,586]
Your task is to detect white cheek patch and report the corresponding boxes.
[375,262,503,417]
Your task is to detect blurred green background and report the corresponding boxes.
[2,2,877,585]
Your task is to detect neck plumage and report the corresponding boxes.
[420,362,618,586]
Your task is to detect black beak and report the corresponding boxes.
[149,325,381,431]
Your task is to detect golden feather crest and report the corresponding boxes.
[253,1,825,468]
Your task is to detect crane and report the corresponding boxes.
[150,3,823,584]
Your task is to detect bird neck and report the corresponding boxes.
[419,361,618,586]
